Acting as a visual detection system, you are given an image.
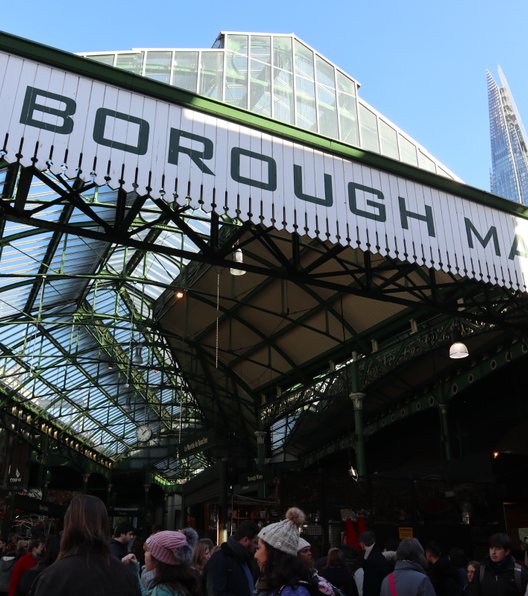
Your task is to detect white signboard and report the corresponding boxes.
[1,50,527,291]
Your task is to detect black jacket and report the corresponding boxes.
[30,553,140,596]
[361,545,391,596]
[469,555,528,596]
[428,555,463,596]
[319,566,359,596]
[110,539,129,560]
[203,539,258,596]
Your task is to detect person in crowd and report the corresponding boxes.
[357,531,391,596]
[111,523,136,560]
[16,535,60,596]
[254,507,314,596]
[191,538,214,576]
[425,540,463,596]
[8,539,45,596]
[14,543,27,561]
[352,563,363,596]
[449,547,469,592]
[139,529,201,596]
[297,538,335,596]
[319,547,358,596]
[465,561,479,593]
[379,537,436,596]
[140,538,157,591]
[468,533,528,595]
[30,494,140,596]
[140,528,190,590]
[139,524,165,588]
[0,543,18,596]
[381,538,400,572]
[203,520,259,596]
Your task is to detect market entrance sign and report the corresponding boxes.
[1,49,527,291]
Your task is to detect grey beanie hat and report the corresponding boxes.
[297,537,311,551]
[258,507,306,555]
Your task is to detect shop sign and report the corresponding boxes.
[1,49,527,292]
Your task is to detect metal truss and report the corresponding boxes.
[1,160,528,480]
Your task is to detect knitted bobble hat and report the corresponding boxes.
[258,507,306,556]
[146,530,193,566]
[297,537,311,551]
[181,527,199,552]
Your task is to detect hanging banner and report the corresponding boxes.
[0,49,527,292]
[6,439,30,490]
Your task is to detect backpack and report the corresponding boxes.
[287,578,346,596]
[478,562,524,594]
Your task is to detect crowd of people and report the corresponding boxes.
[0,496,527,596]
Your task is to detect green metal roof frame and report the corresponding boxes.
[0,30,528,483]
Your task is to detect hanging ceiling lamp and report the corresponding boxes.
[449,341,469,359]
[133,345,144,364]
[449,321,469,359]
[230,248,246,276]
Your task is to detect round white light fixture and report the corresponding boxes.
[449,341,469,359]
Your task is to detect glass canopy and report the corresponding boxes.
[0,164,212,481]
[3,30,504,489]
[79,32,459,182]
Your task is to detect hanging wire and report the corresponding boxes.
[178,395,183,444]
[215,271,220,369]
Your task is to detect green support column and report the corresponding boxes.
[255,431,267,499]
[144,473,153,529]
[350,392,366,478]
[37,436,49,499]
[438,403,452,462]
[219,458,228,542]
[83,472,90,494]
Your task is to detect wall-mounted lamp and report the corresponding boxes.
[230,248,246,276]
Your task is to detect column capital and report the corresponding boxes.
[349,392,366,410]
[438,403,448,415]
[254,430,267,444]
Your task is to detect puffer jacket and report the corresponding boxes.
[380,560,436,596]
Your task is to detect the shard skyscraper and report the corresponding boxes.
[487,67,528,204]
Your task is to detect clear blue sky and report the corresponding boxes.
[2,0,527,193]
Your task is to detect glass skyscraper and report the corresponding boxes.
[78,32,458,181]
[487,67,528,205]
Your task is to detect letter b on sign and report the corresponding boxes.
[20,86,76,134]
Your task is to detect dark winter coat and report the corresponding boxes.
[361,545,392,596]
[30,553,141,596]
[379,560,436,596]
[110,539,129,560]
[468,555,528,596]
[16,560,48,596]
[428,555,463,596]
[203,539,258,596]
[0,557,16,593]
[319,566,358,596]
